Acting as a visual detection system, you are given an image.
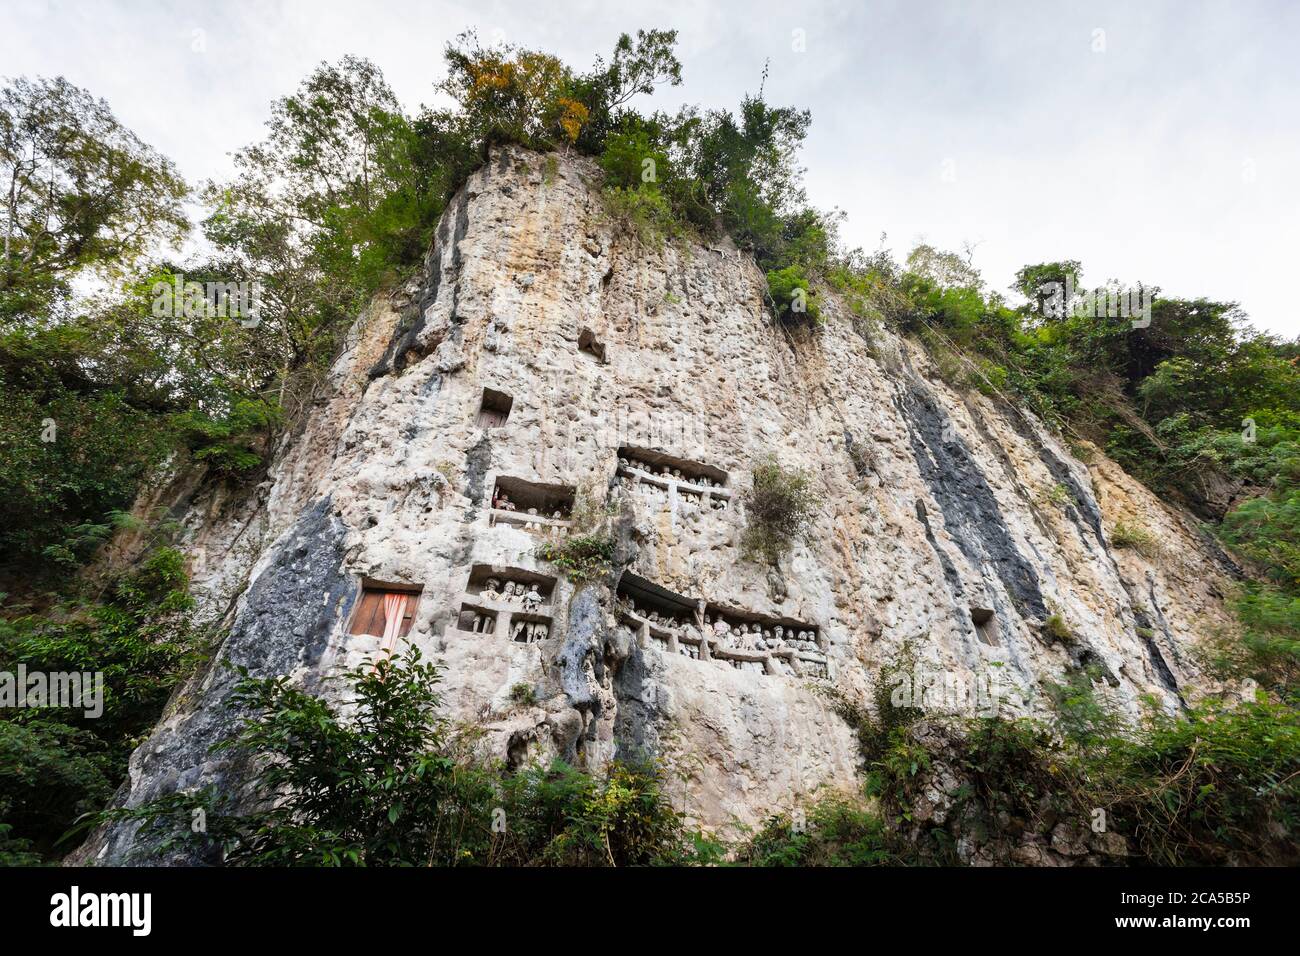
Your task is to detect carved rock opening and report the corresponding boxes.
[577,327,606,363]
[971,606,1000,647]
[477,387,513,428]
[613,571,826,679]
[614,446,731,511]
[489,475,575,535]
[455,565,556,644]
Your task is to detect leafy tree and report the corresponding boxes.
[742,456,820,564]
[107,648,711,867]
[0,547,199,859]
[1,76,188,322]
[766,264,820,323]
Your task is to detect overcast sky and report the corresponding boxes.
[4,0,1297,336]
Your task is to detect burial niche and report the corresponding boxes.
[477,387,514,429]
[489,476,575,536]
[577,327,607,363]
[971,607,1000,647]
[349,581,422,655]
[614,572,827,680]
[614,445,732,512]
[615,573,703,658]
[455,565,556,645]
[705,602,826,679]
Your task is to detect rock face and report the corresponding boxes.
[81,146,1243,863]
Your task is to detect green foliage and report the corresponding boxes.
[1102,696,1300,865]
[0,547,200,860]
[0,360,174,570]
[109,648,715,867]
[174,399,279,476]
[509,682,536,707]
[599,127,669,190]
[766,265,820,324]
[839,649,1300,865]
[601,185,679,248]
[735,791,892,866]
[492,759,712,866]
[1206,585,1300,693]
[1110,520,1162,559]
[1042,613,1076,646]
[741,457,820,564]
[536,533,615,583]
[1,76,189,322]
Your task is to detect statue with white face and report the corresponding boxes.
[523,584,543,612]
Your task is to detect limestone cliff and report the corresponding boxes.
[81,146,1244,863]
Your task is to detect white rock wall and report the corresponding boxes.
[85,146,1243,859]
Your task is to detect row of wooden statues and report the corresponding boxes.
[706,617,821,654]
[616,596,819,655]
[617,457,725,490]
[491,491,569,524]
[479,578,545,612]
[614,473,729,510]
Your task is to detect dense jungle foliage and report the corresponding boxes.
[1,28,1297,865]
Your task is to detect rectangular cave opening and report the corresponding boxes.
[616,445,729,490]
[490,476,575,522]
[477,387,514,429]
[971,607,1000,647]
[615,572,697,630]
[457,603,498,635]
[704,602,821,653]
[349,580,423,639]
[466,564,556,605]
[577,327,607,363]
[455,565,556,644]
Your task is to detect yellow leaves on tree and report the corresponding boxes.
[553,97,589,143]
[448,43,587,146]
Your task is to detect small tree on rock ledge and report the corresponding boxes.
[741,456,819,565]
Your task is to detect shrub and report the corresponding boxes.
[536,533,615,583]
[766,265,821,324]
[741,457,820,564]
[840,647,1300,865]
[0,546,200,860]
[601,185,679,248]
[599,128,669,191]
[1202,584,1300,693]
[735,791,892,866]
[105,648,718,867]
[492,759,717,866]
[1111,520,1162,558]
[1042,613,1076,646]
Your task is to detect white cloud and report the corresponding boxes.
[4,0,1296,335]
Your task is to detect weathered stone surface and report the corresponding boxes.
[81,146,1244,863]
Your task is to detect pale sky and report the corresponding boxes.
[4,0,1297,337]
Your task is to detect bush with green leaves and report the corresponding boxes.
[1110,520,1162,558]
[601,185,679,249]
[741,457,820,564]
[107,647,719,867]
[735,792,892,866]
[835,648,1300,866]
[536,533,616,583]
[766,265,820,324]
[0,547,199,860]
